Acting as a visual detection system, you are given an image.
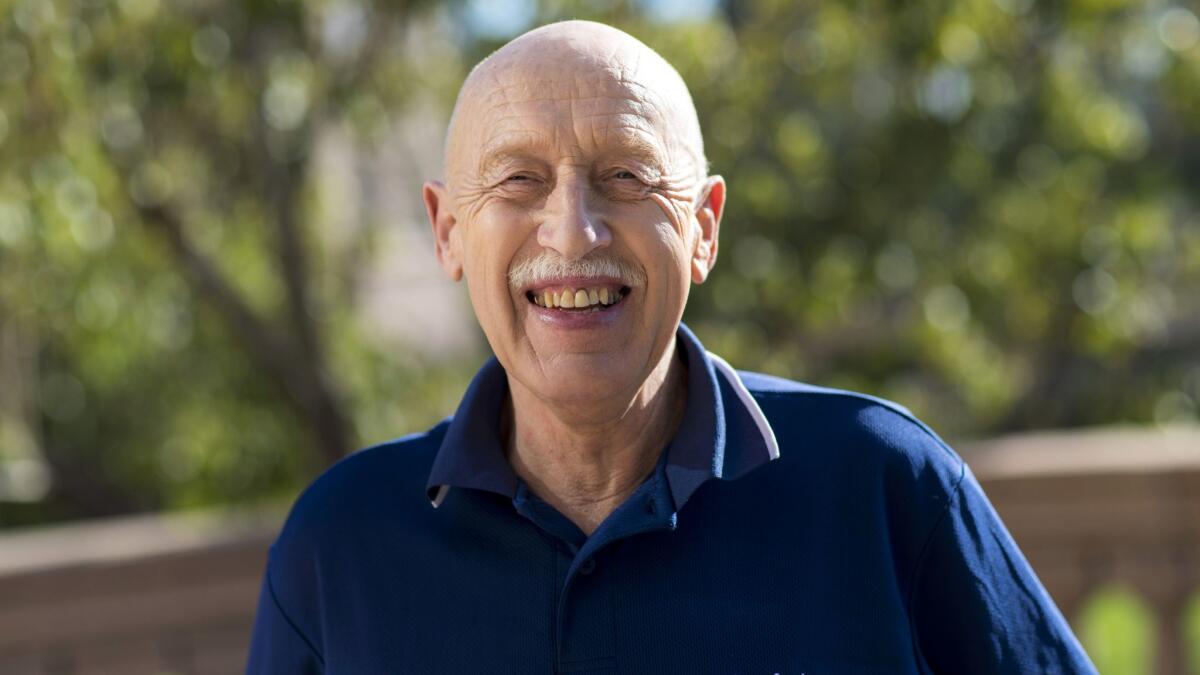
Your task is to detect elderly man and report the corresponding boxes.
[247,20,1095,674]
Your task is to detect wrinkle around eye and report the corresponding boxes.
[648,190,694,237]
[600,165,660,191]
[602,177,652,202]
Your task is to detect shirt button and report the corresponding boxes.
[645,498,657,515]
[579,558,596,575]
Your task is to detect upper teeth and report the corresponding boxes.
[533,287,623,308]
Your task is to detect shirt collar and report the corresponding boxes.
[425,322,779,511]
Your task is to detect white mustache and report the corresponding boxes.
[508,253,646,290]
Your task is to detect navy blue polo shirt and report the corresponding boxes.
[247,324,1096,674]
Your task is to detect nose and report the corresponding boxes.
[536,173,612,259]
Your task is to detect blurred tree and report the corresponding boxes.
[0,0,466,526]
[2,0,1199,528]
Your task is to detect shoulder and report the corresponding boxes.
[259,421,449,648]
[734,370,970,567]
[737,369,966,501]
[272,420,450,555]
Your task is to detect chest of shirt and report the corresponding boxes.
[308,485,926,675]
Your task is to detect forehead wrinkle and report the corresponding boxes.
[478,93,664,164]
[480,116,668,175]
[483,95,653,125]
[588,73,697,174]
[479,76,658,129]
[582,115,659,155]
[595,123,666,165]
[477,130,572,177]
[484,87,661,113]
[485,60,667,109]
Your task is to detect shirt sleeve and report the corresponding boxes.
[245,558,325,674]
[909,464,1098,675]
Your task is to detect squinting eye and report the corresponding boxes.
[613,171,638,180]
[506,174,531,182]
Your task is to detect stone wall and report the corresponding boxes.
[963,426,1200,675]
[0,427,1196,674]
[0,509,280,674]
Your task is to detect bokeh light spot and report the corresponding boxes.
[191,25,231,68]
[924,285,971,332]
[1158,7,1200,52]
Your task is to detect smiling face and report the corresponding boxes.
[424,21,725,407]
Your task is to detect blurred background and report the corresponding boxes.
[0,0,1198,672]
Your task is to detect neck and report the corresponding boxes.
[503,338,687,536]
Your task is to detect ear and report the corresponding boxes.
[423,180,463,282]
[690,175,725,284]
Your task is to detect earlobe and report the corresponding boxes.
[691,244,713,283]
[691,175,725,284]
[423,180,463,282]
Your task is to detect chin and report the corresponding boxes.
[527,350,645,405]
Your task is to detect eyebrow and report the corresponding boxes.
[597,132,669,178]
[477,134,552,178]
[476,131,669,180]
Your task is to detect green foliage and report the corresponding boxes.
[1077,585,1155,675]
[0,0,472,527]
[1190,593,1200,675]
[1,0,1199,527]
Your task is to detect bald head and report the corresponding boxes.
[443,20,708,191]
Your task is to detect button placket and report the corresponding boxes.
[555,549,615,672]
